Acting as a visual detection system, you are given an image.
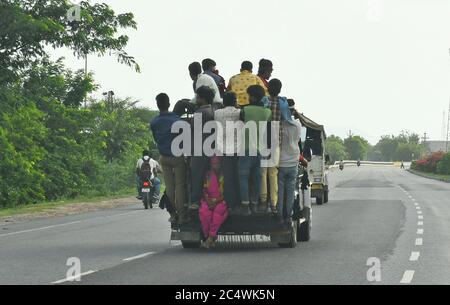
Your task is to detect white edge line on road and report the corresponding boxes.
[123,251,156,262]
[409,251,420,261]
[415,238,423,246]
[0,211,139,238]
[52,270,97,284]
[417,228,424,235]
[400,270,415,284]
[0,221,83,237]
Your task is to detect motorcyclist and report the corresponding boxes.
[339,160,344,170]
[357,159,361,167]
[136,150,161,201]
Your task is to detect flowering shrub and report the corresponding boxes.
[412,152,445,173]
[437,153,450,175]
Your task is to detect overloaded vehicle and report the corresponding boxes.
[300,114,330,205]
[170,111,319,249]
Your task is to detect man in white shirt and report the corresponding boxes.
[214,92,242,212]
[189,62,222,105]
[136,150,161,200]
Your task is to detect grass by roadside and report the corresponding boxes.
[0,189,136,219]
[408,169,450,183]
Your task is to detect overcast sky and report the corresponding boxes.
[53,0,450,144]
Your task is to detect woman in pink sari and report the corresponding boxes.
[199,156,229,249]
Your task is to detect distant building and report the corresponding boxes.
[424,141,449,153]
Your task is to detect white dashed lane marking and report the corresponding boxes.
[123,252,156,262]
[417,228,424,235]
[409,252,420,261]
[415,238,423,246]
[400,270,415,284]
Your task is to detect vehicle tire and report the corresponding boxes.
[181,241,201,249]
[316,195,323,205]
[143,197,149,210]
[297,208,311,242]
[324,190,329,204]
[278,220,297,248]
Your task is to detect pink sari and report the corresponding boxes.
[199,171,228,238]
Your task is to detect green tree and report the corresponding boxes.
[0,0,139,84]
[325,135,348,163]
[344,136,370,160]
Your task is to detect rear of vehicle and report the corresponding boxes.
[171,162,312,249]
[309,155,329,205]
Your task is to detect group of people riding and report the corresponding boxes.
[141,58,308,248]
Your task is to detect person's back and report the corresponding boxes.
[241,103,272,154]
[228,61,266,107]
[151,112,181,157]
[151,93,187,224]
[189,62,222,105]
[279,120,302,168]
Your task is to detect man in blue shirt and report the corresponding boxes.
[150,93,187,224]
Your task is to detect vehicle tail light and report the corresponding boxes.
[143,181,150,187]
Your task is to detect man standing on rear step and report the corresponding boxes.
[278,101,302,225]
[239,85,272,215]
[188,86,215,212]
[150,93,188,225]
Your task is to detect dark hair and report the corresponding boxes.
[188,62,202,76]
[142,150,150,157]
[287,99,295,107]
[156,93,170,111]
[268,78,282,97]
[247,85,265,103]
[196,86,215,105]
[223,92,237,107]
[258,58,273,75]
[202,58,216,72]
[241,61,253,71]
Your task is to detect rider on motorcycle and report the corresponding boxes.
[136,150,161,201]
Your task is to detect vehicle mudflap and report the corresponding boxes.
[171,230,201,242]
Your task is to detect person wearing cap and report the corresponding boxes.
[277,100,302,224]
[198,156,228,249]
[227,61,267,107]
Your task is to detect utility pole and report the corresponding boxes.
[422,132,429,144]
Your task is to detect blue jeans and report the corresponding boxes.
[238,155,261,204]
[278,166,298,219]
[152,177,161,198]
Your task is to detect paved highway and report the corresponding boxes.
[1,166,449,285]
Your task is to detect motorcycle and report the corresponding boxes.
[357,161,361,167]
[339,164,344,171]
[141,179,156,209]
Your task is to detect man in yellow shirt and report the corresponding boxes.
[227,61,267,107]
